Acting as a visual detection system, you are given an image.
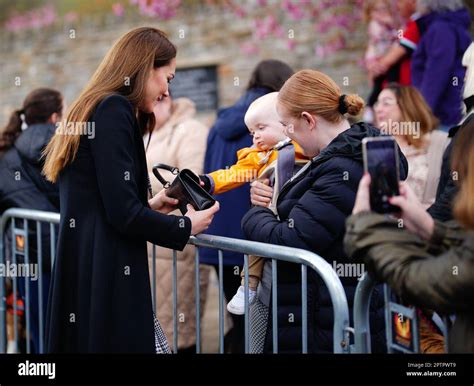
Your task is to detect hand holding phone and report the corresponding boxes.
[389,182,435,240]
[362,136,400,214]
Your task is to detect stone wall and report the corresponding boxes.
[0,3,369,127]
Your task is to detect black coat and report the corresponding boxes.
[0,123,59,269]
[427,112,474,221]
[45,95,191,353]
[242,123,408,353]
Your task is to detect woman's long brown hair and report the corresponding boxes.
[385,83,439,148]
[42,27,176,182]
[451,116,474,230]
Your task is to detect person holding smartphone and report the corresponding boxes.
[42,27,219,353]
[373,84,449,208]
[362,136,402,214]
[242,69,408,353]
[345,117,474,353]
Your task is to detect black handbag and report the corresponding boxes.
[152,163,215,215]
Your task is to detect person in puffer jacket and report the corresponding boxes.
[200,59,294,353]
[242,70,408,353]
[0,88,63,353]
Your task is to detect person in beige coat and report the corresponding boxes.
[144,96,210,353]
[374,83,450,208]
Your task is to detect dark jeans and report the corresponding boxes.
[211,264,245,353]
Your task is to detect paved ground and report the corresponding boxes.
[201,269,233,353]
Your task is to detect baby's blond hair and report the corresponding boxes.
[244,92,280,131]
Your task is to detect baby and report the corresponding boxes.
[200,92,309,314]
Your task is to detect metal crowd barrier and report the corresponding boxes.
[353,272,376,353]
[353,272,450,354]
[0,208,60,354]
[188,234,351,354]
[1,208,351,354]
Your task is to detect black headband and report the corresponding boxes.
[338,94,348,114]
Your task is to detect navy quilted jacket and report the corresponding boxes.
[242,122,408,353]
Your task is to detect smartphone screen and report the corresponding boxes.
[362,137,400,214]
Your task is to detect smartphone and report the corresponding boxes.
[362,136,400,214]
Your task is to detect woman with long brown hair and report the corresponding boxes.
[42,27,219,353]
[374,83,449,207]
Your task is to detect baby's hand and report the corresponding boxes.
[198,175,212,192]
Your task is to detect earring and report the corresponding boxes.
[20,114,28,130]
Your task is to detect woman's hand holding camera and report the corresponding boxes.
[388,182,435,240]
[353,173,435,240]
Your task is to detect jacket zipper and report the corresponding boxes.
[275,147,339,207]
